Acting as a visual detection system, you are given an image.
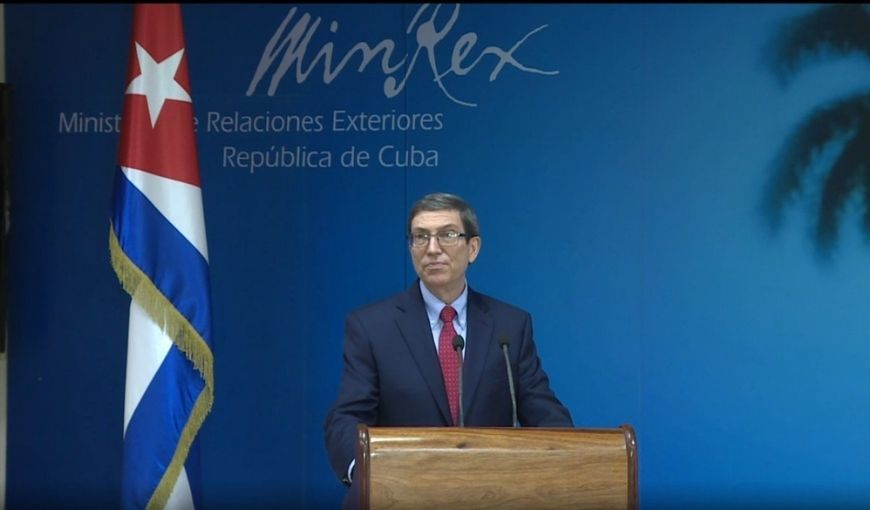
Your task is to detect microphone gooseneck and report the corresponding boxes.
[498,335,518,427]
[453,335,466,427]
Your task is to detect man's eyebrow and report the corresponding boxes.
[411,224,461,232]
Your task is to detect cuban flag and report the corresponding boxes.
[109,4,214,509]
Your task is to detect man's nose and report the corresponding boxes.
[425,235,442,253]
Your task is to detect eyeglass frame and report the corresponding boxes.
[407,230,473,248]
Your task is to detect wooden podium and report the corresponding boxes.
[356,424,638,510]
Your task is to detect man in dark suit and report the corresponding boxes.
[324,192,573,500]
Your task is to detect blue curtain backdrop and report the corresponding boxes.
[6,4,870,508]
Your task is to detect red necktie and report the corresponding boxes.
[438,305,460,425]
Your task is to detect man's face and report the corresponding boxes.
[409,209,480,301]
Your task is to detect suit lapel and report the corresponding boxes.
[463,288,493,416]
[394,283,452,424]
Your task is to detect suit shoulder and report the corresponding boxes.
[470,289,530,319]
[347,287,415,319]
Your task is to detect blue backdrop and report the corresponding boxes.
[7,4,870,509]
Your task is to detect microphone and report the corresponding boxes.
[498,335,518,427]
[452,335,465,427]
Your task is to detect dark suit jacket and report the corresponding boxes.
[323,281,574,483]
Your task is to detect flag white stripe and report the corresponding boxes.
[121,166,209,261]
[166,466,194,510]
[123,298,195,510]
[123,299,173,434]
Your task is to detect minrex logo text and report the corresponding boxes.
[246,4,557,107]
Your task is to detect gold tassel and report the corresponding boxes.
[109,223,215,510]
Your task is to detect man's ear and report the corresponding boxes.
[468,236,481,264]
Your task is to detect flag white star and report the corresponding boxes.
[125,42,191,127]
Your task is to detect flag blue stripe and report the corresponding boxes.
[111,168,213,343]
[121,344,206,509]
[185,437,204,510]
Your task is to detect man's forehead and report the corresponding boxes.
[411,209,462,229]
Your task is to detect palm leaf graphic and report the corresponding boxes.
[762,4,870,257]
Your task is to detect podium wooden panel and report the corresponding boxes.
[356,425,637,510]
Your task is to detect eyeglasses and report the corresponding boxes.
[409,230,469,247]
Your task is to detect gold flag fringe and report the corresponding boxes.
[109,223,214,510]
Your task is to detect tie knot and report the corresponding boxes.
[440,305,457,323]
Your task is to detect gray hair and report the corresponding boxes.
[407,192,480,237]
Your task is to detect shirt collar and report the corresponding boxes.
[419,279,468,329]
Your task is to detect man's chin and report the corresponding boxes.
[422,275,451,290]
[423,276,447,285]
